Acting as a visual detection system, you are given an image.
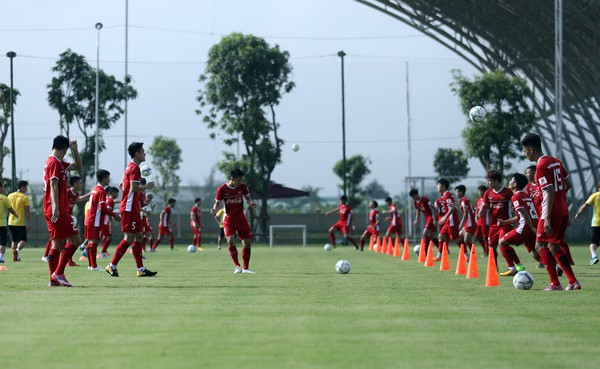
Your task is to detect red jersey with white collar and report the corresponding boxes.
[460,196,476,228]
[440,191,459,226]
[413,196,434,220]
[535,155,569,218]
[120,161,142,214]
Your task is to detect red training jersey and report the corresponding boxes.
[67,188,78,215]
[368,209,379,228]
[120,161,142,214]
[435,198,445,221]
[483,187,513,225]
[414,196,434,221]
[43,155,72,216]
[160,206,172,228]
[511,190,539,233]
[525,181,542,216]
[388,203,401,227]
[86,184,111,228]
[440,191,459,226]
[190,204,201,226]
[337,203,353,226]
[535,155,570,218]
[459,196,476,228]
[475,197,489,226]
[215,182,250,221]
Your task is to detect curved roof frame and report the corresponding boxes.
[356,0,600,198]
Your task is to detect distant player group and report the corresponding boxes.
[41,135,257,287]
[326,133,582,291]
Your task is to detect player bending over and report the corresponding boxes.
[324,195,359,250]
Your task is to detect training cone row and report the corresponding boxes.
[485,248,499,287]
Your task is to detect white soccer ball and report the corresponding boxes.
[413,244,421,256]
[469,105,487,122]
[291,143,300,152]
[187,245,197,253]
[512,271,534,290]
[140,165,152,177]
[335,259,351,274]
[324,243,332,251]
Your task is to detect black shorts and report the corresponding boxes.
[9,225,27,243]
[0,227,7,246]
[591,227,600,245]
[219,228,225,238]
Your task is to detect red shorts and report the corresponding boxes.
[488,224,512,247]
[143,218,152,233]
[362,226,379,239]
[224,217,253,240]
[121,211,142,234]
[331,220,350,235]
[101,223,112,237]
[158,227,172,236]
[475,223,489,240]
[386,225,402,236]
[190,221,202,236]
[439,223,459,240]
[45,212,78,241]
[424,217,436,232]
[502,227,536,252]
[464,224,477,234]
[536,216,569,244]
[85,224,102,240]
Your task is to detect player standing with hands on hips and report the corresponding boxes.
[211,169,257,274]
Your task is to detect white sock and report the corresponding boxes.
[137,267,145,272]
[592,250,598,258]
[509,266,516,271]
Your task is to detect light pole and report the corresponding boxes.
[95,22,102,175]
[124,0,129,168]
[6,51,16,191]
[338,50,347,197]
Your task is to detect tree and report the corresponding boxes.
[0,83,19,179]
[333,155,371,205]
[148,136,182,203]
[47,49,137,190]
[363,180,388,199]
[197,33,295,236]
[451,69,535,174]
[432,148,470,183]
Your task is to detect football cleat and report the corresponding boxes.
[51,273,73,287]
[105,265,119,277]
[234,266,242,274]
[590,257,599,266]
[241,268,256,274]
[515,263,526,272]
[499,269,517,277]
[543,283,564,291]
[566,281,581,290]
[137,268,158,277]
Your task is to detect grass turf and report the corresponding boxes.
[1,243,599,369]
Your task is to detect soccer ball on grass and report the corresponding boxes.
[413,244,421,256]
[335,259,351,274]
[187,245,197,253]
[324,243,332,251]
[469,106,487,122]
[512,271,534,290]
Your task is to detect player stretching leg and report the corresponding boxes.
[359,201,380,252]
[409,189,439,253]
[105,142,157,278]
[324,195,359,250]
[210,169,257,274]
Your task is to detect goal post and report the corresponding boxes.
[269,225,307,248]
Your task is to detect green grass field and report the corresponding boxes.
[1,243,599,369]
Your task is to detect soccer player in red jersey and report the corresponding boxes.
[359,200,380,252]
[475,170,521,273]
[44,135,84,287]
[382,197,404,245]
[455,185,476,254]
[210,168,257,274]
[325,195,360,250]
[155,198,177,250]
[497,173,541,268]
[190,197,203,250]
[409,189,439,251]
[436,179,465,260]
[474,185,490,257]
[105,142,157,277]
[521,133,580,290]
[99,186,119,257]
[85,170,119,270]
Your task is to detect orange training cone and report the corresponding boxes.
[79,256,88,261]
[393,238,401,257]
[424,241,435,267]
[369,235,375,252]
[401,238,410,261]
[0,265,7,271]
[455,244,467,275]
[387,237,394,256]
[382,236,388,254]
[466,244,479,279]
[376,236,382,253]
[485,248,500,287]
[439,242,450,271]
[418,239,427,263]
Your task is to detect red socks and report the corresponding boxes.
[43,240,52,258]
[242,248,251,269]
[132,241,144,268]
[55,242,76,275]
[538,247,560,285]
[48,248,60,277]
[87,243,98,268]
[329,233,335,246]
[228,246,240,267]
[499,245,520,267]
[110,239,130,266]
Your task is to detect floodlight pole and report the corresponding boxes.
[338,50,347,197]
[554,0,563,160]
[6,51,17,191]
[95,22,103,175]
[124,0,129,168]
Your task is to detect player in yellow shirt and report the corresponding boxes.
[8,180,31,262]
[0,182,19,263]
[575,182,600,265]
[214,208,225,250]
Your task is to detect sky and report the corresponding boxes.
[1,0,487,197]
